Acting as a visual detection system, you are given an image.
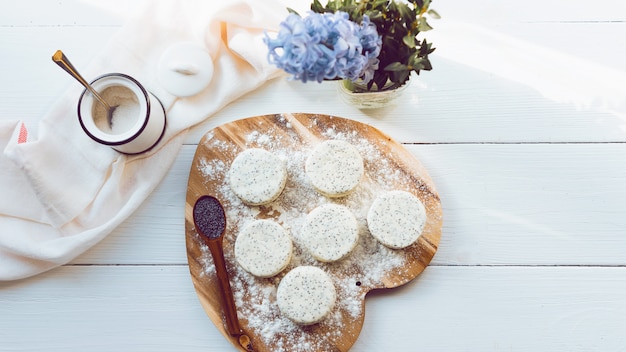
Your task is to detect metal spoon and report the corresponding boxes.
[52,50,116,128]
[193,195,253,351]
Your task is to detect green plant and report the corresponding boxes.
[311,0,438,91]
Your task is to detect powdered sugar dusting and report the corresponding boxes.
[194,114,435,351]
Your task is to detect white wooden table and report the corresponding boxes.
[2,1,626,351]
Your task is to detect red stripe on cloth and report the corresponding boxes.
[18,123,28,144]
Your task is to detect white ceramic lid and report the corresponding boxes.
[157,42,214,97]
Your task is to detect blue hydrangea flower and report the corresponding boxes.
[358,15,382,83]
[264,12,381,83]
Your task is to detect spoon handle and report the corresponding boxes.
[207,238,242,336]
[51,50,111,110]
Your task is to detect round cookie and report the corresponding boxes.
[300,203,359,262]
[228,148,287,205]
[234,220,293,278]
[367,190,427,249]
[276,266,336,325]
[305,140,364,197]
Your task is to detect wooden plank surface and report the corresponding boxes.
[1,3,624,144]
[2,266,626,352]
[73,143,626,266]
[1,0,626,351]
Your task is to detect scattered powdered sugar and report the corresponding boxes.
[195,114,429,351]
[198,158,227,183]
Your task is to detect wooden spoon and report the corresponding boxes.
[193,195,253,351]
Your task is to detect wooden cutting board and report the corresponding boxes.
[185,113,442,352]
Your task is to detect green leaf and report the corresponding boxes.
[384,62,410,72]
[311,0,324,13]
[427,9,441,19]
[421,58,433,71]
[408,55,424,68]
[286,7,300,16]
[388,0,397,12]
[373,0,388,8]
[396,2,414,23]
[373,72,389,90]
[419,39,436,55]
[391,70,411,84]
[417,17,433,32]
[402,34,416,48]
[368,10,384,21]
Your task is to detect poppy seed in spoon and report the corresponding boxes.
[193,195,226,239]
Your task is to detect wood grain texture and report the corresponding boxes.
[184,113,442,351]
[2,265,626,352]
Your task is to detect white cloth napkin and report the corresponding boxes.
[0,0,295,280]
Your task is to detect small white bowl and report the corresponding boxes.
[77,73,166,154]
